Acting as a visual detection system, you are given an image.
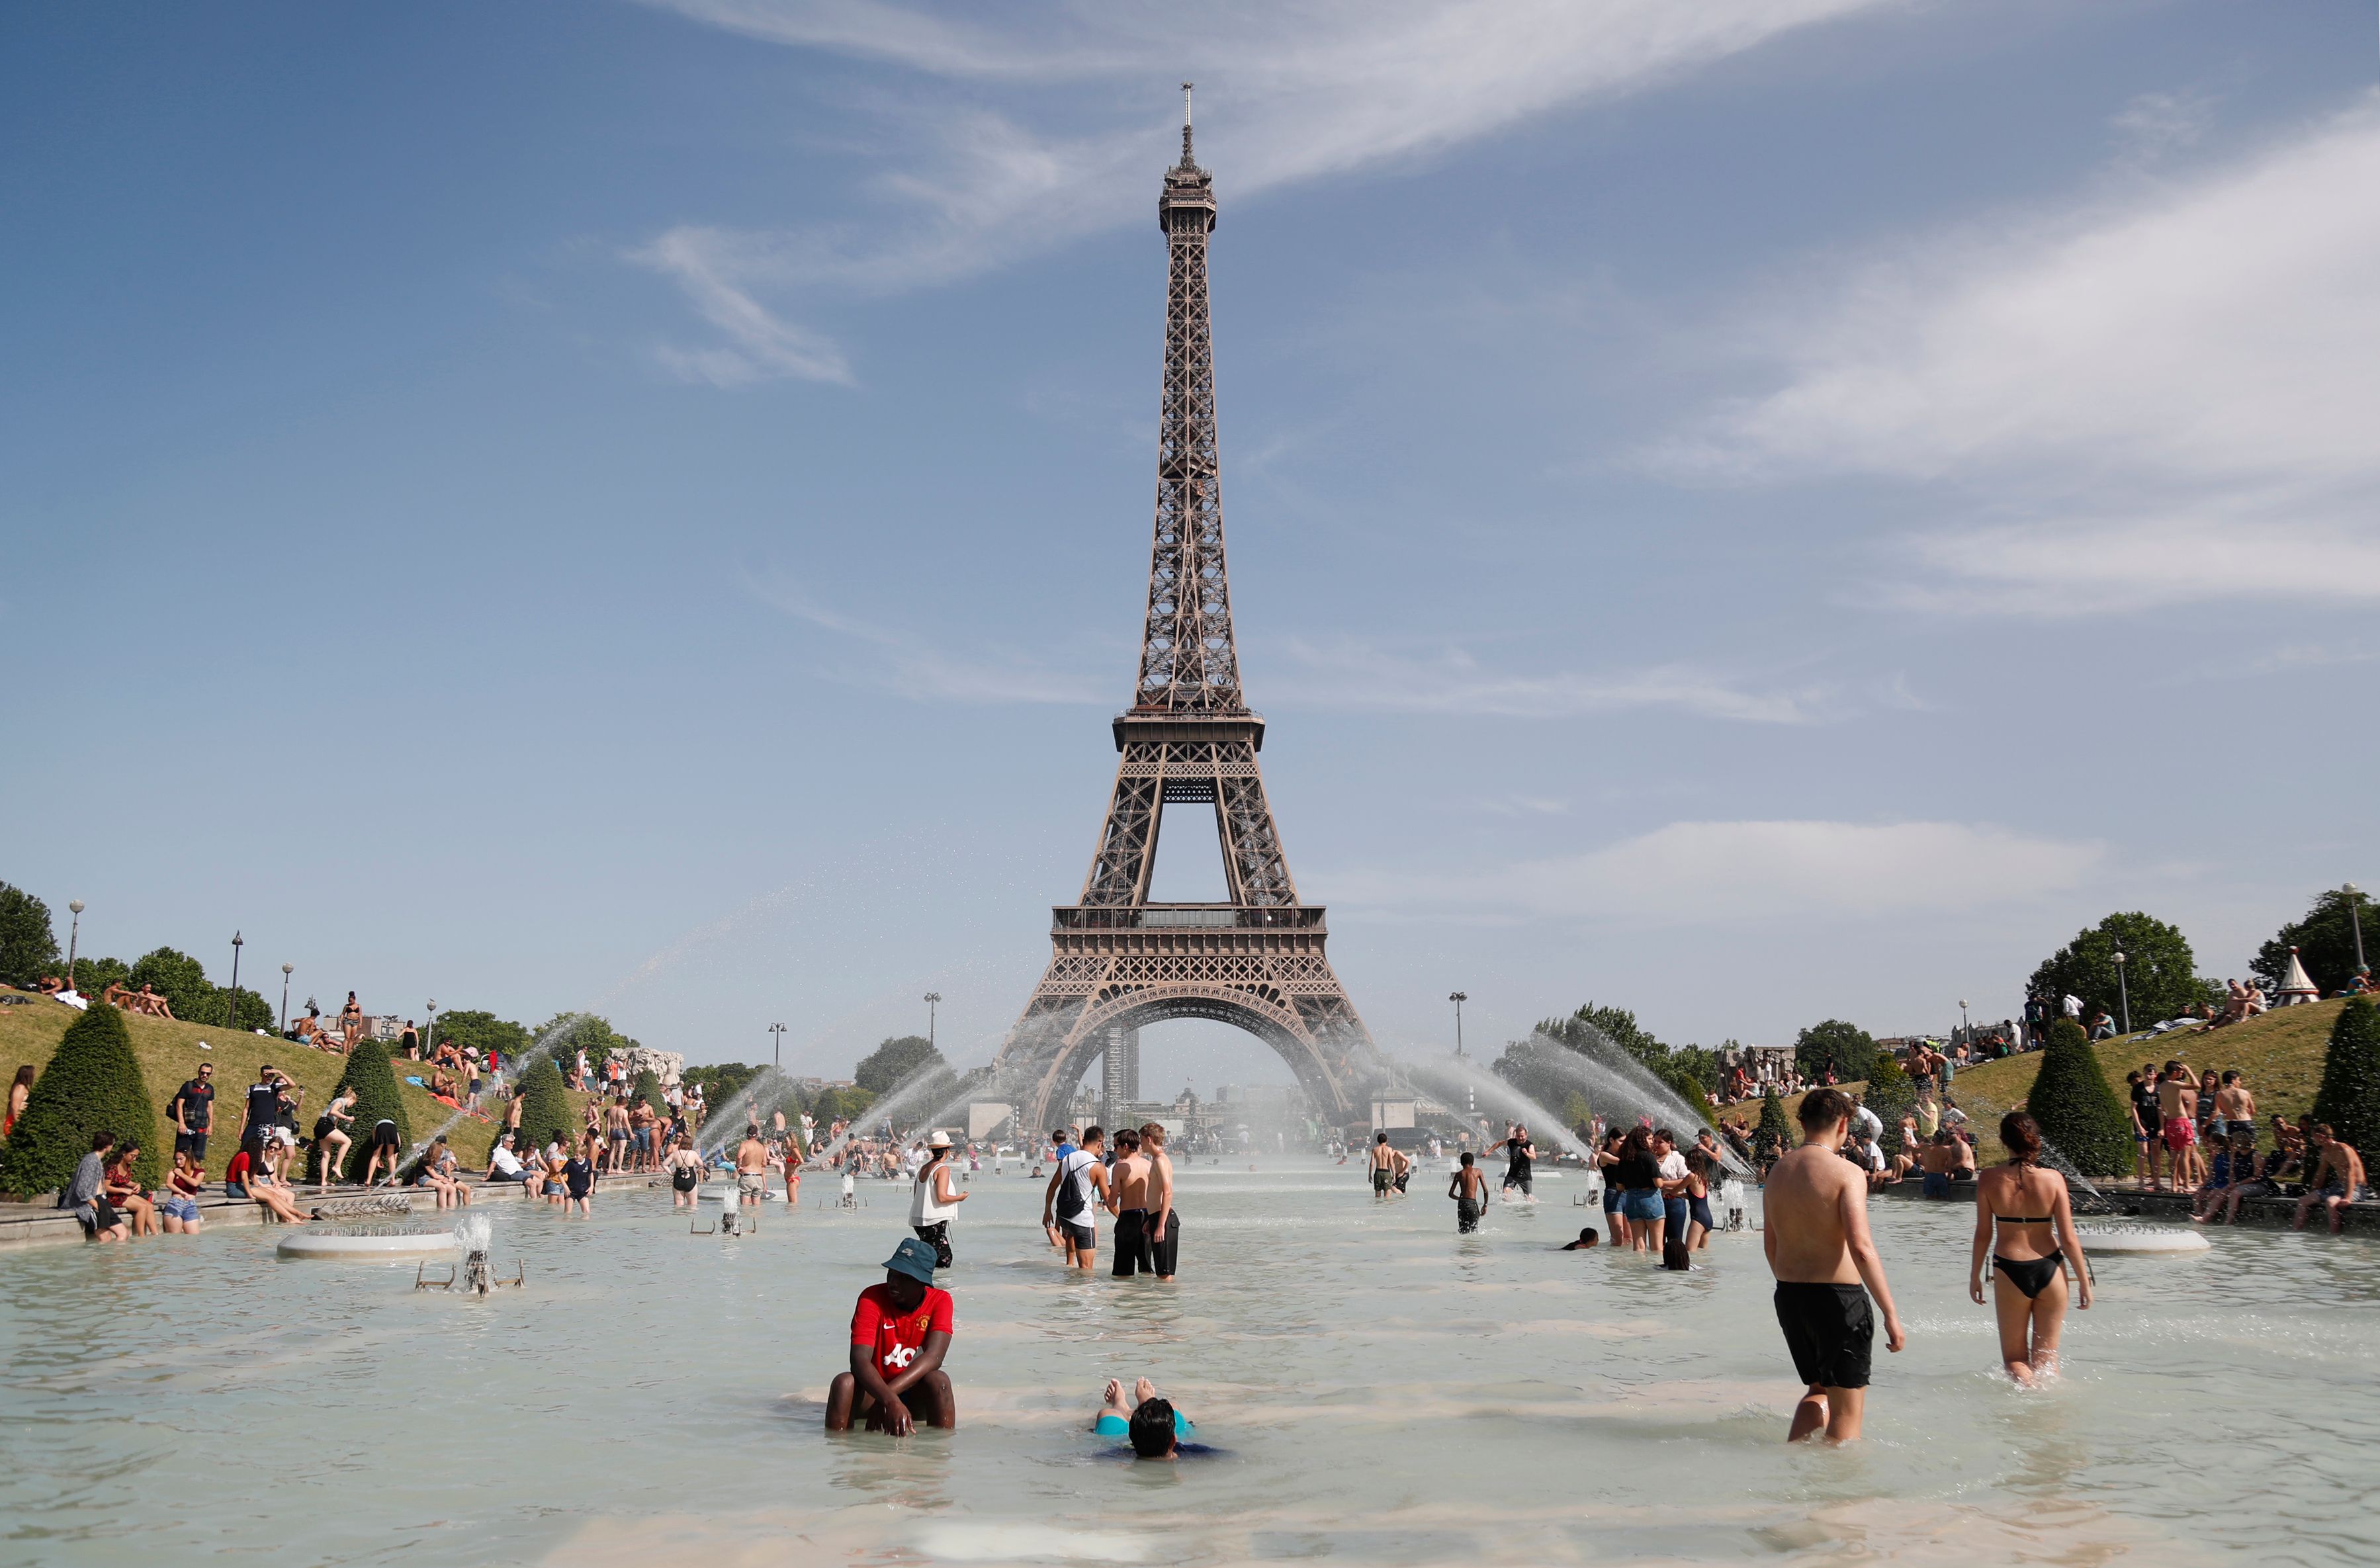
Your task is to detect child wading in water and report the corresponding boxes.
[1448,1151,1486,1233]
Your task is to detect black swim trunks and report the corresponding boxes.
[1773,1282,1874,1390]
[1372,1167,1391,1194]
[1113,1209,1153,1276]
[1149,1210,1180,1278]
[1456,1198,1481,1234]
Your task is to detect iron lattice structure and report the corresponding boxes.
[993,93,1380,1134]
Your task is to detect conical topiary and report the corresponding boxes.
[331,1040,411,1183]
[2024,1019,2133,1176]
[1861,1055,1918,1158]
[2311,998,2380,1158]
[1754,1086,1791,1162]
[634,1068,668,1119]
[2,1004,162,1198]
[515,1055,574,1156]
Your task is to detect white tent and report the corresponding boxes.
[2276,946,2322,1006]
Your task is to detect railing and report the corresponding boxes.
[1052,904,1326,932]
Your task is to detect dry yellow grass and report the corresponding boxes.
[1,992,584,1180]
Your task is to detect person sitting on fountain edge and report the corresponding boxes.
[826,1237,957,1434]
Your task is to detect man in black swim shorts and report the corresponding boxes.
[1761,1088,1906,1443]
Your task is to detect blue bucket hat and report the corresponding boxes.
[883,1236,940,1284]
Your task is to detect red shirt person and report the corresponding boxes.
[826,1237,956,1434]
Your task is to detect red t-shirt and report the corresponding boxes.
[849,1284,953,1377]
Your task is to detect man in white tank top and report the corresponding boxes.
[910,1132,967,1269]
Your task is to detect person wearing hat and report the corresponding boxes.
[910,1131,967,1270]
[826,1238,957,1434]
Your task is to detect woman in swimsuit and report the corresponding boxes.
[1682,1149,1717,1250]
[1968,1111,2092,1384]
[314,1089,357,1194]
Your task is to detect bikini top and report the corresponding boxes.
[1994,1213,2053,1224]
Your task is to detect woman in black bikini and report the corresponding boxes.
[1968,1111,2092,1385]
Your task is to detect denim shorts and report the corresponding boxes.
[1619,1190,1665,1222]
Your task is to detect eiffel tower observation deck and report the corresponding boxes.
[992,90,1381,1135]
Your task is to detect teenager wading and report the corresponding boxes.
[910,1131,966,1269]
[1042,1126,1109,1270]
[1762,1087,1906,1443]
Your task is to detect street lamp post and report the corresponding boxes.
[1448,992,1467,1056]
[280,963,293,1035]
[924,993,942,1051]
[2113,952,2129,1036]
[66,900,84,993]
[226,932,244,1028]
[769,1022,786,1070]
[1959,998,1969,1046]
[2346,884,2367,975]
[426,1000,438,1060]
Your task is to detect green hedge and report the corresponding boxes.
[1862,1061,1918,1158]
[1753,1086,1791,1160]
[2,1004,163,1198]
[2025,1019,2133,1176]
[331,1040,411,1182]
[2311,998,2380,1158]
[515,1055,573,1154]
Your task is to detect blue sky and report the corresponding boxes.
[6,2,2376,1094]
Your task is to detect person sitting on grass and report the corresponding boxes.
[826,1237,956,1434]
[134,982,176,1019]
[2293,1126,2371,1235]
[1088,1376,1205,1459]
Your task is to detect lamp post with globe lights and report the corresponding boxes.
[924,993,941,1051]
[2113,952,2129,1036]
[769,1022,786,1070]
[426,1000,438,1063]
[280,964,293,1035]
[65,900,84,994]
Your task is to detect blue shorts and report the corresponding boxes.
[1619,1190,1665,1222]
[1663,1197,1690,1233]
[159,1195,200,1223]
[1601,1184,1623,1213]
[1921,1171,1951,1199]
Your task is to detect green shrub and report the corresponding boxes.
[330,1040,411,1183]
[633,1069,668,1119]
[129,947,215,1022]
[2,1004,162,1198]
[515,1055,574,1155]
[1862,1057,1918,1157]
[2024,1020,2133,1176]
[2311,999,2380,1158]
[1753,1086,1791,1161]
[1794,1020,1878,1085]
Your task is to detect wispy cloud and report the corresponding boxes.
[1332,819,2104,924]
[1265,636,1847,724]
[2111,89,2216,164]
[1654,98,2380,615]
[630,0,1896,383]
[630,228,854,386]
[744,569,1107,704]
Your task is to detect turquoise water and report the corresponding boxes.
[2,1159,2373,1566]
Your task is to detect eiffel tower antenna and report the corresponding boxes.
[992,97,1378,1138]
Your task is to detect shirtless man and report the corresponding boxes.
[1108,1128,1157,1277]
[2156,1059,2203,1189]
[1368,1131,1399,1200]
[1761,1088,1907,1444]
[2213,1071,2254,1141]
[1141,1123,1180,1282]
[1448,1151,1487,1233]
[734,1129,771,1205]
[2293,1125,2369,1235]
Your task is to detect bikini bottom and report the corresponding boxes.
[1993,1251,2063,1300]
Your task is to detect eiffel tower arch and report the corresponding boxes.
[992,90,1382,1135]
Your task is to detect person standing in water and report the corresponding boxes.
[1141,1123,1181,1282]
[909,1131,965,1269]
[1763,1088,1906,1443]
[1108,1128,1157,1276]
[1502,1124,1535,1198]
[1043,1126,1109,1270]
[1368,1131,1398,1199]
[1968,1111,2091,1384]
[1448,1151,1487,1233]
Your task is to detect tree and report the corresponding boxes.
[1753,1087,1791,1163]
[2,1003,162,1198]
[0,882,60,988]
[1539,1004,1667,1069]
[1560,1090,1594,1138]
[2253,889,2375,996]
[514,1055,574,1155]
[855,1035,945,1096]
[1794,1020,1877,1085]
[129,947,215,1022]
[2024,1020,2133,1177]
[2028,912,2211,1032]
[329,1039,412,1183]
[72,956,130,1000]
[431,1009,531,1063]
[2311,999,2380,1159]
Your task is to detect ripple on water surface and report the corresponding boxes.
[1,1165,2375,1567]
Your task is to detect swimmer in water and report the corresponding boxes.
[1089,1376,1200,1459]
[1558,1226,1600,1250]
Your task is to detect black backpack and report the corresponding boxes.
[1053,1151,1088,1221]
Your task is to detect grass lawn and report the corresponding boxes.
[1724,996,2355,1166]
[1,991,584,1186]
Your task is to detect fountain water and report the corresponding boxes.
[1505,1027,1753,1176]
[1384,1049,1585,1158]
[693,1065,796,1160]
[807,1068,977,1170]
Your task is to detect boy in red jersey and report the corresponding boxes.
[826,1237,956,1434]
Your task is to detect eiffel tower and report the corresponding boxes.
[992,89,1379,1136]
